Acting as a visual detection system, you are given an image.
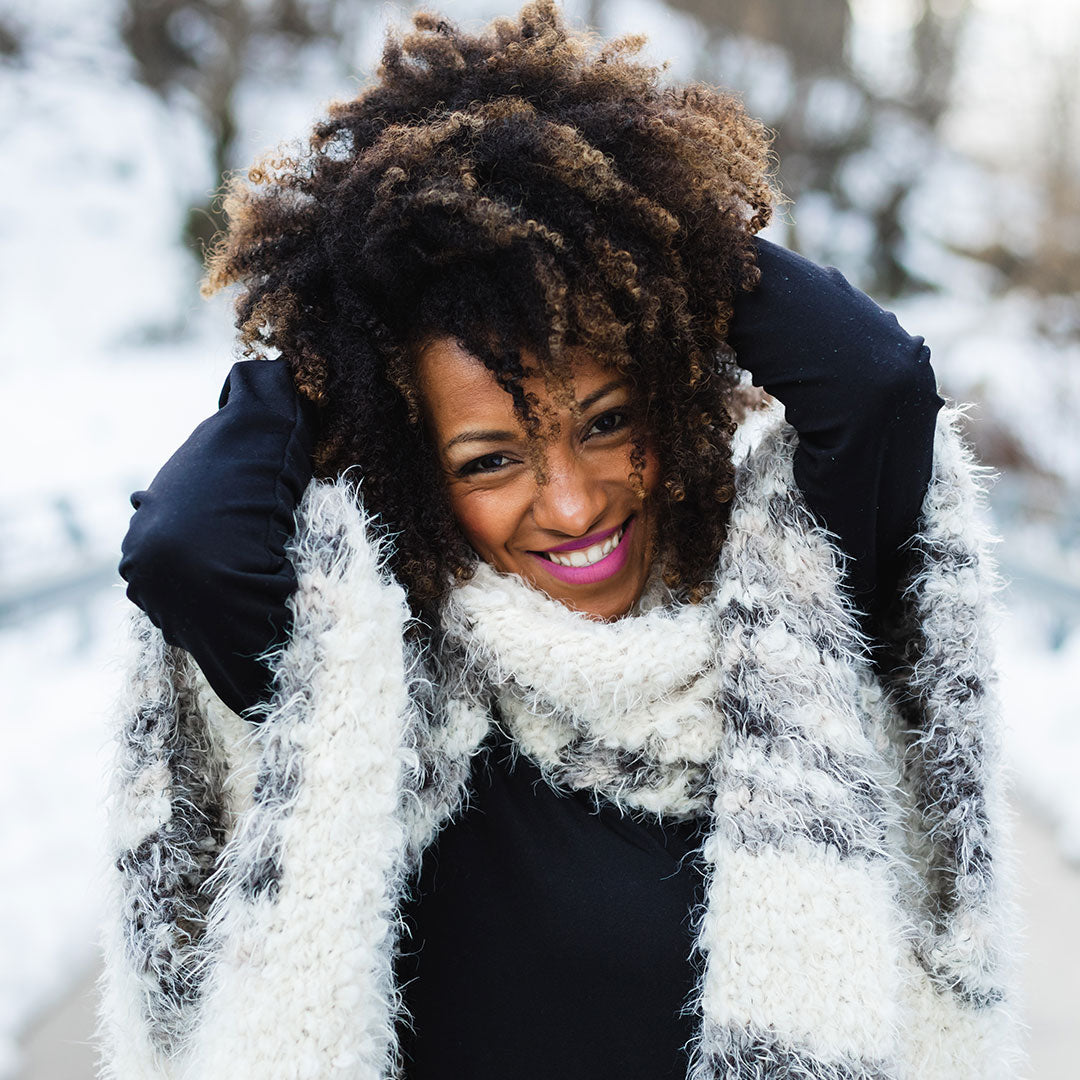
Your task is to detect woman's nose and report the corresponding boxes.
[531,451,608,538]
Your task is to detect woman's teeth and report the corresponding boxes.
[544,525,624,568]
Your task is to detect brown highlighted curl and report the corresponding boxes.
[204,0,774,624]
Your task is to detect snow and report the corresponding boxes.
[0,593,125,1079]
[999,605,1080,862]
[0,0,1077,1073]
[893,290,1080,489]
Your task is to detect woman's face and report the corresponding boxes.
[416,336,660,619]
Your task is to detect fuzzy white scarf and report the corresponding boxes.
[441,558,723,818]
[97,404,1023,1080]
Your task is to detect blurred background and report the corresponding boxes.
[1,0,1077,1076]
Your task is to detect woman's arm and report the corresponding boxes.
[120,240,942,716]
[729,237,945,622]
[118,359,318,717]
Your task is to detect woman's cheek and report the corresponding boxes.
[446,483,525,568]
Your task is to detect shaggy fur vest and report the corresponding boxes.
[98,404,1022,1080]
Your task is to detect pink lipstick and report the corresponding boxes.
[528,516,635,585]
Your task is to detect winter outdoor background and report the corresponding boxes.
[1,0,1078,1076]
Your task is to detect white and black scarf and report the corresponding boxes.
[97,404,1023,1079]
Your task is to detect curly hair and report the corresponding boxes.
[203,0,774,623]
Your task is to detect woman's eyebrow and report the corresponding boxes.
[444,428,518,452]
[575,379,626,412]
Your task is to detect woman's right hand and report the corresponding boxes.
[119,358,319,717]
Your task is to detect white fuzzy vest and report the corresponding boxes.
[97,405,1023,1080]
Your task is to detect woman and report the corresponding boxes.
[102,4,1020,1079]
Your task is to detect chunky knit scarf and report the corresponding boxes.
[98,405,1022,1080]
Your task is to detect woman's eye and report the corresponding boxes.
[586,410,629,438]
[459,452,514,476]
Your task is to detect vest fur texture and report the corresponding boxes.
[97,405,1022,1080]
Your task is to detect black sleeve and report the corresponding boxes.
[728,238,945,621]
[118,358,318,717]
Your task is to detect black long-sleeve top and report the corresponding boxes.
[118,238,944,1080]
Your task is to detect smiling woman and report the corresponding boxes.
[106,3,1021,1079]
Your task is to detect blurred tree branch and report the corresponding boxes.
[666,0,970,297]
[0,13,24,61]
[673,0,849,75]
[120,0,1077,335]
[121,0,346,255]
[954,40,1080,338]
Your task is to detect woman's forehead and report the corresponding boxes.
[415,335,629,440]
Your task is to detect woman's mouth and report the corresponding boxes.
[528,517,635,585]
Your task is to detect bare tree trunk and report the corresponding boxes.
[121,0,351,259]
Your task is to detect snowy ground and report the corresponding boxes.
[1,0,1078,1075]
[0,596,119,1079]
